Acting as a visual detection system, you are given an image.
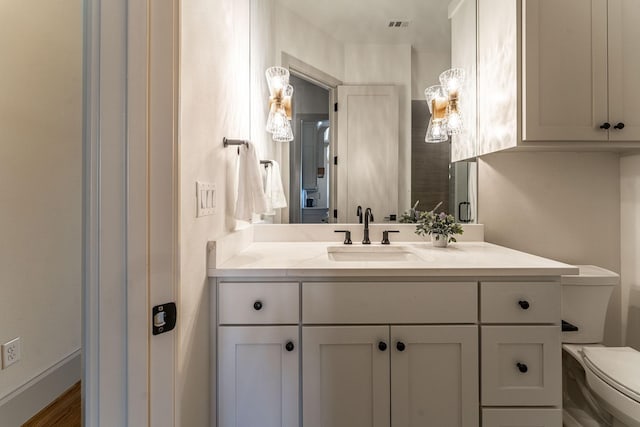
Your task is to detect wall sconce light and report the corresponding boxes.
[265,66,294,142]
[424,67,465,143]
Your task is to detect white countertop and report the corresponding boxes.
[209,241,579,278]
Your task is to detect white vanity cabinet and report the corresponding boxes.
[217,282,300,427]
[480,282,562,426]
[477,0,640,155]
[215,278,563,427]
[302,325,479,427]
[302,281,479,427]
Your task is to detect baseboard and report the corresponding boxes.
[0,350,81,426]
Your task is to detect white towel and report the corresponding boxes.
[262,160,287,215]
[235,142,269,221]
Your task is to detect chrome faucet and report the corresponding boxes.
[362,208,374,244]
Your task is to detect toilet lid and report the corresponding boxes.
[582,347,640,403]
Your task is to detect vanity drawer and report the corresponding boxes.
[302,282,477,324]
[482,409,562,427]
[481,326,561,406]
[480,282,560,324]
[219,282,299,325]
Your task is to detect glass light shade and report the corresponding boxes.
[424,85,448,142]
[445,106,464,135]
[424,85,448,119]
[425,118,448,143]
[282,84,294,119]
[439,68,465,97]
[266,107,288,133]
[272,119,294,142]
[265,66,290,95]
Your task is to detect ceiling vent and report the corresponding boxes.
[388,21,410,28]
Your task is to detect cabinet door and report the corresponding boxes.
[523,0,608,141]
[218,326,299,427]
[450,0,478,162]
[303,326,390,427]
[608,0,640,141]
[481,326,561,406]
[391,326,479,427]
[478,0,519,155]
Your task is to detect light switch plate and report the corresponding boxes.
[196,181,216,217]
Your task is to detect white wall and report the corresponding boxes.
[479,152,622,345]
[179,0,250,425]
[250,0,277,161]
[0,0,81,404]
[273,2,345,81]
[621,154,640,349]
[344,43,412,213]
[412,48,451,100]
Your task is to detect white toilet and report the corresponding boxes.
[562,265,640,427]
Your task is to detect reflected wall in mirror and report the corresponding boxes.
[250,0,478,224]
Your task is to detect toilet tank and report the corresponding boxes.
[561,265,619,343]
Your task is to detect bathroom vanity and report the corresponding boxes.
[209,225,578,427]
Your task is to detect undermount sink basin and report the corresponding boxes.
[326,245,422,262]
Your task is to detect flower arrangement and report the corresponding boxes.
[402,201,464,245]
[415,210,464,243]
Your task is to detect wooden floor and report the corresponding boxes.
[22,382,81,427]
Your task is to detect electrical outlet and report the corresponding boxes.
[196,181,216,217]
[2,337,21,369]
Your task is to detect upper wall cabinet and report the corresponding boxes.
[478,0,640,156]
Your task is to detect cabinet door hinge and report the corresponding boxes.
[334,102,338,112]
[333,209,338,219]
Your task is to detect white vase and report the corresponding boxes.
[431,234,448,248]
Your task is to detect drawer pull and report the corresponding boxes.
[518,300,530,310]
[396,341,406,352]
[253,301,263,311]
[378,341,387,351]
[285,341,295,352]
[516,362,528,373]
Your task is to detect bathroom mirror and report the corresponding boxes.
[250,0,478,224]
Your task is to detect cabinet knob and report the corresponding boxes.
[396,341,406,352]
[518,300,530,310]
[600,122,611,130]
[516,362,528,373]
[285,341,295,352]
[253,301,263,311]
[378,341,387,351]
[614,122,625,130]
